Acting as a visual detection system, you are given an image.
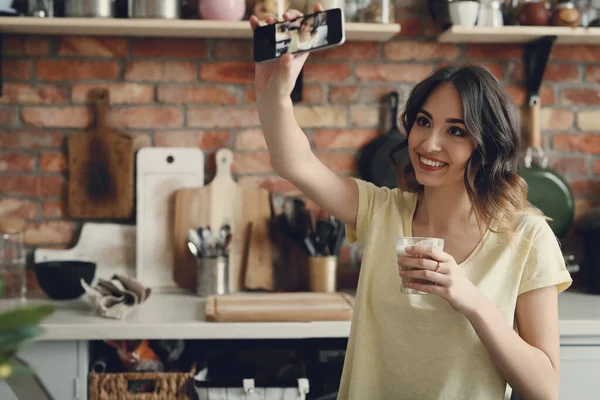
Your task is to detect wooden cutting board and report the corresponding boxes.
[204,292,355,322]
[68,88,134,219]
[136,147,204,291]
[173,148,273,293]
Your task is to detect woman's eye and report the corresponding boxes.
[416,116,429,127]
[448,126,465,136]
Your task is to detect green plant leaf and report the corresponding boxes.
[0,325,45,353]
[0,305,54,333]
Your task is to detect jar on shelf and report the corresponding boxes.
[355,0,395,23]
[551,0,581,26]
[253,0,291,20]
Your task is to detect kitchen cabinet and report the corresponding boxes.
[559,345,600,399]
[0,340,88,400]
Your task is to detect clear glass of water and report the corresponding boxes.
[0,231,27,303]
[396,237,444,295]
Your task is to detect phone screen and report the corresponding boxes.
[253,8,345,63]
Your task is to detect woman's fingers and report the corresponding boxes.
[312,3,325,13]
[398,256,439,271]
[283,9,304,20]
[400,268,451,286]
[249,15,260,31]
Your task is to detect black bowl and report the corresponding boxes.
[34,261,96,300]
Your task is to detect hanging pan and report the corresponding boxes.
[357,91,407,189]
[517,39,574,238]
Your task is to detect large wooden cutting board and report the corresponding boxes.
[204,292,355,322]
[136,147,204,291]
[68,88,134,219]
[173,148,273,293]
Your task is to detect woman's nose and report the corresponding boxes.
[421,132,443,152]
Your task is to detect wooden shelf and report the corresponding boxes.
[0,17,401,41]
[438,25,600,44]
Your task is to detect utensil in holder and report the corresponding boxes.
[309,256,337,292]
[196,256,229,297]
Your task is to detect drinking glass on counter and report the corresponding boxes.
[396,237,444,295]
[0,231,27,303]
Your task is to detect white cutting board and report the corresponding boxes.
[34,223,136,280]
[136,147,204,291]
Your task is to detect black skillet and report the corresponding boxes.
[357,91,407,189]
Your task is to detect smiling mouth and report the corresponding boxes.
[417,153,448,171]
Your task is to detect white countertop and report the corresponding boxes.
[3,289,600,343]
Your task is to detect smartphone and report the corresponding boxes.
[253,8,345,63]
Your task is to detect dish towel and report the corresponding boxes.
[81,274,152,320]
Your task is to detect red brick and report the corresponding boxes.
[540,109,574,131]
[244,88,256,103]
[154,130,231,149]
[569,180,600,197]
[41,175,66,198]
[302,86,325,104]
[0,153,35,172]
[0,130,62,149]
[350,106,380,127]
[0,176,39,197]
[465,44,523,60]
[396,16,423,37]
[423,18,444,38]
[295,106,347,128]
[108,107,184,129]
[553,134,600,154]
[71,83,154,104]
[585,65,600,83]
[231,153,272,174]
[40,152,67,173]
[124,61,197,82]
[2,59,31,80]
[22,106,91,128]
[304,64,352,83]
[132,39,208,58]
[187,107,259,128]
[594,159,600,175]
[235,129,267,151]
[199,62,254,84]
[550,45,600,62]
[24,221,75,246]
[547,155,588,175]
[560,88,600,106]
[577,111,600,131]
[0,198,38,219]
[544,64,580,82]
[309,42,380,61]
[505,85,555,106]
[355,64,432,83]
[157,85,239,105]
[237,175,301,195]
[42,200,66,218]
[329,86,358,104]
[213,40,252,60]
[36,60,119,81]
[0,106,18,126]
[57,37,128,57]
[385,41,460,61]
[313,129,380,149]
[0,83,68,104]
[315,153,356,174]
[3,36,50,55]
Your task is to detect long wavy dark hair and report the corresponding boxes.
[396,64,534,233]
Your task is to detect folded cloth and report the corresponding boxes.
[81,274,151,320]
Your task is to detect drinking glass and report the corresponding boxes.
[396,237,444,295]
[0,231,27,303]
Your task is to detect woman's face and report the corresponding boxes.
[300,17,315,34]
[407,82,476,189]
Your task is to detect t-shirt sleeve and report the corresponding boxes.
[519,218,573,296]
[345,178,391,245]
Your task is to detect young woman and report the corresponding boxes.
[249,5,572,400]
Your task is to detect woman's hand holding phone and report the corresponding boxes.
[249,3,324,103]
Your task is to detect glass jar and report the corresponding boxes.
[355,0,396,23]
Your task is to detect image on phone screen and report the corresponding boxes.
[254,8,345,63]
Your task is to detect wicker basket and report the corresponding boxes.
[89,366,196,400]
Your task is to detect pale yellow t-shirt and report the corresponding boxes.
[337,178,572,400]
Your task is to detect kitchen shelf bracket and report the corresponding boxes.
[524,35,557,101]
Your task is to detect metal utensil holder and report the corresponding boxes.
[196,255,228,297]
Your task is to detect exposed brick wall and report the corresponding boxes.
[1,6,600,274]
